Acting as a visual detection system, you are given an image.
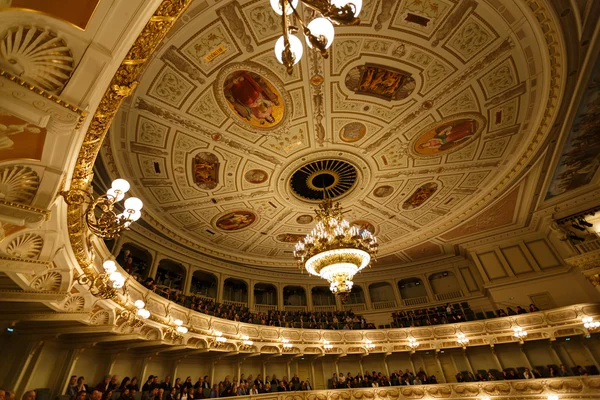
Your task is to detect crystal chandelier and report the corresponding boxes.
[271,0,362,74]
[294,198,378,298]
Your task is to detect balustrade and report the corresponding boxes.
[343,303,367,312]
[373,300,397,310]
[313,305,337,312]
[435,290,463,301]
[403,296,429,306]
[255,304,277,312]
[284,305,308,312]
[223,299,247,307]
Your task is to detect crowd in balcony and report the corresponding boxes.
[391,302,541,328]
[58,363,595,400]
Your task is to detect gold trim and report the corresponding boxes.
[0,199,51,219]
[65,0,193,311]
[0,70,87,129]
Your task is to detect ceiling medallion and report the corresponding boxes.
[294,198,378,300]
[290,159,357,201]
[271,0,362,74]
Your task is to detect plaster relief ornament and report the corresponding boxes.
[412,115,485,156]
[215,211,257,231]
[402,182,439,210]
[345,64,416,101]
[350,220,376,234]
[0,26,74,93]
[192,152,219,190]
[0,110,46,160]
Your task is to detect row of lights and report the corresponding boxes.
[583,316,600,329]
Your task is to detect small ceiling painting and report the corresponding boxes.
[373,185,394,198]
[192,152,219,190]
[276,233,306,243]
[402,182,438,210]
[244,169,268,184]
[0,110,47,162]
[345,64,416,101]
[223,70,284,128]
[339,122,367,142]
[296,215,314,224]
[413,118,481,155]
[215,211,256,231]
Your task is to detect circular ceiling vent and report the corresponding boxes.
[290,159,357,201]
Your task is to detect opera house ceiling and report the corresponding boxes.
[93,0,585,274]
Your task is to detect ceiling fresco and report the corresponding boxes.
[100,0,563,270]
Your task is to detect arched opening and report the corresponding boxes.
[116,242,152,280]
[428,271,462,301]
[398,278,428,306]
[369,282,396,307]
[347,285,366,304]
[283,286,307,306]
[156,259,186,291]
[311,286,336,307]
[191,270,218,298]
[254,283,277,306]
[223,278,248,303]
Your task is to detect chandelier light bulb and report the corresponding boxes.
[270,0,298,15]
[134,300,145,309]
[275,34,303,65]
[176,326,188,334]
[214,330,223,337]
[126,210,142,222]
[331,0,363,17]
[174,319,183,326]
[137,308,150,319]
[124,197,143,212]
[106,188,125,202]
[112,278,125,289]
[103,260,117,273]
[243,339,253,346]
[306,17,335,49]
[482,397,491,400]
[111,179,130,194]
[547,396,559,400]
[109,271,123,282]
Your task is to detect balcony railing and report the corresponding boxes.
[313,305,337,312]
[576,238,600,253]
[403,296,429,306]
[435,290,463,301]
[372,300,397,310]
[343,303,366,312]
[285,305,307,312]
[223,299,247,307]
[255,304,277,312]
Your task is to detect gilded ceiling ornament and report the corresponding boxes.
[0,26,74,93]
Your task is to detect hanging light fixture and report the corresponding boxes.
[407,337,420,350]
[75,259,126,300]
[271,0,362,74]
[457,332,469,347]
[294,198,378,300]
[62,178,143,239]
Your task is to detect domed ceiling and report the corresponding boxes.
[100,0,563,270]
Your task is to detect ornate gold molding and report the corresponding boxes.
[66,0,192,273]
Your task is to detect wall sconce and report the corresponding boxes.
[117,299,150,328]
[408,337,420,350]
[239,335,254,350]
[583,316,600,331]
[364,339,375,350]
[75,260,125,300]
[62,179,143,239]
[165,318,188,340]
[457,332,469,347]
[513,326,527,341]
[282,338,293,351]
[323,340,333,351]
[547,395,559,400]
